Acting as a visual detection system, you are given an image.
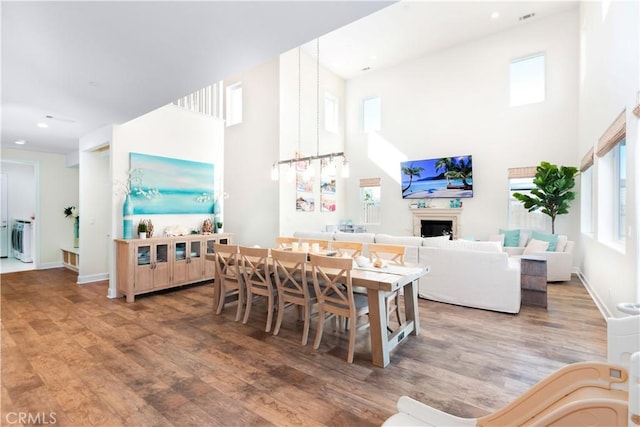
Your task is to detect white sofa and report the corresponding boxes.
[498,230,575,282]
[292,231,521,314]
[418,240,521,314]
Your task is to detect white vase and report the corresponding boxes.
[139,232,147,239]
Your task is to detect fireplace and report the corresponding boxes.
[421,220,453,239]
[410,208,461,239]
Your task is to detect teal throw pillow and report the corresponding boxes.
[499,229,520,247]
[530,231,558,251]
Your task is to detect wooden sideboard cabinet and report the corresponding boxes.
[115,233,233,302]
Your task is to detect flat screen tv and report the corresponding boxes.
[401,155,473,199]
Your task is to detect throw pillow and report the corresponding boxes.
[555,235,568,252]
[523,239,550,255]
[499,229,520,247]
[530,231,558,251]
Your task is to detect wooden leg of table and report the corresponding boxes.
[367,289,390,368]
[403,280,420,336]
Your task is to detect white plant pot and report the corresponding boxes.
[139,232,147,239]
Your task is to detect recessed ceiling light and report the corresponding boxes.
[37,122,48,128]
[15,139,27,145]
[491,12,500,19]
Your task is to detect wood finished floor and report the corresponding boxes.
[1,268,606,426]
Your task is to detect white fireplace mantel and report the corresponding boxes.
[410,208,462,239]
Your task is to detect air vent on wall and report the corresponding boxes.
[519,12,536,21]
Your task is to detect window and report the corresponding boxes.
[510,53,545,107]
[580,167,594,234]
[615,140,626,240]
[363,97,381,132]
[359,178,381,225]
[508,177,547,230]
[225,82,243,126]
[324,93,339,133]
[595,109,626,244]
[507,167,548,230]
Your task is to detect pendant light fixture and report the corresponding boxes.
[271,38,348,180]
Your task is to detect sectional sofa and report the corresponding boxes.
[292,231,522,314]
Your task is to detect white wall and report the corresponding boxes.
[1,148,79,267]
[278,47,346,237]
[577,1,639,317]
[109,104,224,297]
[78,126,113,284]
[224,58,281,248]
[344,10,580,241]
[1,161,36,222]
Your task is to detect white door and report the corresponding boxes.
[0,174,8,257]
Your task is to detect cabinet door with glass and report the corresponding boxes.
[204,236,217,279]
[173,239,189,285]
[134,243,154,292]
[153,241,171,288]
[187,237,204,282]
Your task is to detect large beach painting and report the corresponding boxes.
[401,155,473,199]
[129,152,215,214]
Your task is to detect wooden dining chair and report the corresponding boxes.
[238,246,277,332]
[213,243,244,321]
[275,236,298,249]
[299,238,331,251]
[331,241,363,259]
[309,253,369,363]
[368,243,405,327]
[271,249,317,345]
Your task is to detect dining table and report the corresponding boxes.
[206,250,429,368]
[350,263,429,367]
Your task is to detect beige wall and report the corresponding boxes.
[1,148,79,268]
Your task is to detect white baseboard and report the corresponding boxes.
[576,269,612,321]
[37,262,64,269]
[77,273,109,285]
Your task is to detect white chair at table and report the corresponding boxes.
[309,253,369,364]
[368,243,406,327]
[275,236,298,249]
[299,238,331,251]
[213,243,244,321]
[271,249,317,345]
[331,241,363,259]
[238,246,277,333]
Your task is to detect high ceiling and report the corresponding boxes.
[2,1,577,156]
[1,1,391,155]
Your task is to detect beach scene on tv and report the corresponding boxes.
[401,155,473,199]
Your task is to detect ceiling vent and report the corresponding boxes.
[519,12,536,21]
[45,115,76,123]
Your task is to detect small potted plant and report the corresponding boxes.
[216,221,223,233]
[138,221,148,239]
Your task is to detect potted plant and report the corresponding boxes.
[513,161,578,234]
[137,221,148,239]
[216,221,223,233]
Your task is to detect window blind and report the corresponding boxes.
[596,110,625,157]
[580,148,594,172]
[359,178,381,187]
[508,167,537,179]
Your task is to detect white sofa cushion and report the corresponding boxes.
[293,231,335,240]
[523,239,550,255]
[422,235,453,248]
[333,232,375,243]
[423,238,502,253]
[375,234,423,247]
[555,235,568,252]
